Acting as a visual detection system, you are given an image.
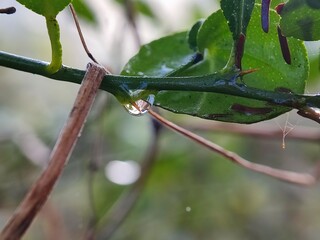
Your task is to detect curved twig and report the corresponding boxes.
[149,109,320,186]
[69,4,99,64]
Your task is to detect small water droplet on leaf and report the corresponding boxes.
[123,94,155,116]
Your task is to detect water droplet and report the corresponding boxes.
[123,94,155,116]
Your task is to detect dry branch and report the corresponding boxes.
[0,63,106,240]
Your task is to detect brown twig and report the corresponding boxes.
[148,109,320,186]
[0,63,106,240]
[69,4,99,64]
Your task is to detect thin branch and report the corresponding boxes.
[97,117,162,239]
[69,4,99,64]
[1,51,320,123]
[0,63,106,240]
[148,109,320,186]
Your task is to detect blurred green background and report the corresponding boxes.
[1,0,320,239]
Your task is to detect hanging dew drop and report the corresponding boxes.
[124,101,148,116]
[124,94,155,116]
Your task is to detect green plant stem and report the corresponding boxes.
[1,50,319,111]
[45,16,63,74]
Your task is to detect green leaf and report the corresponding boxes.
[188,19,204,52]
[280,0,320,41]
[17,0,71,17]
[121,6,308,123]
[220,0,255,40]
[197,10,233,71]
[158,7,308,123]
[72,0,97,24]
[121,32,197,77]
[119,32,199,103]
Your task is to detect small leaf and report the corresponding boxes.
[197,10,233,71]
[280,0,320,41]
[188,19,204,52]
[17,0,71,17]
[220,0,255,40]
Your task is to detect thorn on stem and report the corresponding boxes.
[240,68,259,76]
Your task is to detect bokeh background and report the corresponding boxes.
[1,0,320,239]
